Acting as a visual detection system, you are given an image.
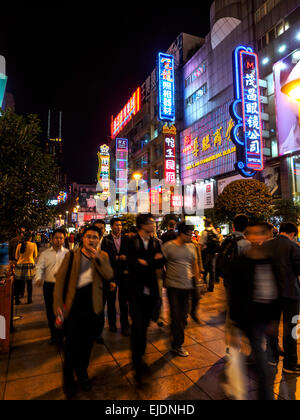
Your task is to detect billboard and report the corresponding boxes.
[158,53,175,122]
[274,50,300,156]
[111,88,141,138]
[230,46,264,177]
[180,101,236,183]
[116,138,128,213]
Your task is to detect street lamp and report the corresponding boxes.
[133,172,142,193]
[281,78,300,124]
[66,211,69,229]
[59,214,62,227]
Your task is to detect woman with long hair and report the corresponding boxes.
[15,232,38,305]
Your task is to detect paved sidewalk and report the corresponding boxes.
[0,282,299,400]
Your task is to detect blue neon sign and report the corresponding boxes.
[158,53,175,122]
[230,46,264,178]
[0,73,7,109]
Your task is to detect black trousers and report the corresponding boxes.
[98,286,117,335]
[43,282,57,339]
[202,251,215,291]
[118,277,130,331]
[129,294,155,369]
[167,288,190,350]
[267,298,300,367]
[15,280,32,302]
[64,284,98,382]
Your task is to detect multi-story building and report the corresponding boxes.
[109,33,204,215]
[180,0,300,212]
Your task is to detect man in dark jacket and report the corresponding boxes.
[127,213,164,381]
[160,219,177,244]
[93,220,117,340]
[106,218,130,336]
[264,222,300,374]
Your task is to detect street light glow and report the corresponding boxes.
[278,45,287,53]
[262,57,269,65]
[133,172,142,181]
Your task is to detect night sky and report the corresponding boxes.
[0,3,214,184]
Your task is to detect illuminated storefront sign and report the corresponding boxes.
[158,53,175,122]
[230,46,264,177]
[57,192,67,204]
[0,73,7,108]
[116,138,128,212]
[163,125,176,185]
[111,88,141,138]
[180,101,236,183]
[97,145,110,201]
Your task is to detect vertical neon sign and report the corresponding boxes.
[116,138,128,212]
[230,46,264,177]
[158,53,175,122]
[0,73,7,108]
[97,145,110,201]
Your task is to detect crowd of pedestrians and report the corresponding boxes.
[6,214,300,400]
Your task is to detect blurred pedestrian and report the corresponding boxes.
[54,225,114,398]
[35,229,69,345]
[200,218,220,292]
[162,222,200,357]
[264,222,300,374]
[127,214,164,381]
[160,219,177,244]
[228,222,281,400]
[15,232,38,304]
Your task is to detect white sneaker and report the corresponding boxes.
[172,347,189,357]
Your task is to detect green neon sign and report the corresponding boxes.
[0,73,7,108]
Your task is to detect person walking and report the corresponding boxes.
[106,218,130,336]
[161,219,177,244]
[190,238,204,324]
[35,229,69,345]
[200,218,220,292]
[54,225,114,398]
[69,232,75,250]
[162,222,200,357]
[127,213,164,381]
[93,220,117,340]
[264,222,300,374]
[15,232,38,305]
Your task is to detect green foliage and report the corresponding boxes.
[119,214,136,233]
[0,109,59,242]
[215,179,273,224]
[272,199,300,225]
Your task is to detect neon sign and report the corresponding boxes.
[116,138,128,210]
[0,73,7,108]
[230,46,264,177]
[97,145,110,201]
[158,53,175,122]
[111,88,141,138]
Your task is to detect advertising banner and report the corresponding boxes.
[274,51,300,156]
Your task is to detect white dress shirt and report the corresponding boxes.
[35,247,69,284]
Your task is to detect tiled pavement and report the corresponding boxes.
[0,282,300,400]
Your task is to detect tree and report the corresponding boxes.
[272,199,300,226]
[119,214,136,233]
[0,109,59,242]
[215,179,273,224]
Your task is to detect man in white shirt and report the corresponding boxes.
[35,229,69,345]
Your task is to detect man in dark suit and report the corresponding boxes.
[264,222,300,374]
[93,220,117,341]
[106,218,130,336]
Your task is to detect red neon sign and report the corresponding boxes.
[111,88,141,138]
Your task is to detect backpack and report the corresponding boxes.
[205,229,221,254]
[216,235,243,278]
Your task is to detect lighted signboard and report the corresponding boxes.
[180,101,236,183]
[116,138,128,212]
[163,125,176,185]
[97,145,110,201]
[111,88,141,138]
[158,53,175,122]
[0,73,7,108]
[230,46,264,177]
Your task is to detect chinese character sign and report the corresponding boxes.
[111,88,141,138]
[165,134,176,185]
[230,46,264,177]
[158,53,175,122]
[97,145,110,201]
[116,138,128,198]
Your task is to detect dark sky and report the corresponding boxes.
[0,3,214,184]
